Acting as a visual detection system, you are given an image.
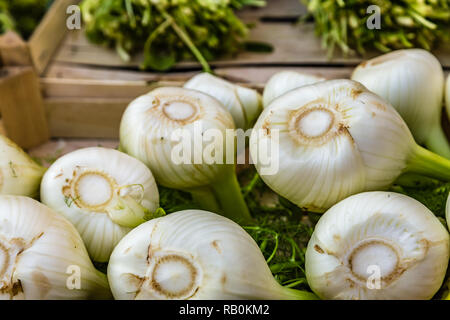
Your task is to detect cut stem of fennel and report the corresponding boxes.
[106,195,163,228]
[407,145,450,180]
[187,165,252,225]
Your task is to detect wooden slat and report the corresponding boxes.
[44,63,199,81]
[41,78,184,98]
[28,0,80,74]
[45,97,130,138]
[0,31,33,66]
[238,0,306,19]
[0,67,50,148]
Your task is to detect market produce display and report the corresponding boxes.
[301,0,450,57]
[2,0,450,297]
[80,0,266,71]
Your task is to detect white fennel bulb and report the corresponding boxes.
[40,147,160,262]
[120,87,251,224]
[262,71,325,108]
[184,73,262,129]
[446,74,450,123]
[352,49,449,158]
[250,79,450,212]
[108,210,317,300]
[0,135,46,198]
[0,196,112,299]
[306,192,449,300]
[446,191,450,231]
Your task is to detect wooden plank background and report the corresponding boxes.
[33,0,450,144]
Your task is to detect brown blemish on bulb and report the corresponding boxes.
[211,240,221,254]
[371,101,388,111]
[350,88,363,100]
[11,280,23,297]
[31,271,51,299]
[262,122,271,136]
[359,60,368,68]
[346,278,356,289]
[314,245,325,254]
[151,97,160,108]
[221,274,227,285]
[0,242,10,278]
[0,235,41,298]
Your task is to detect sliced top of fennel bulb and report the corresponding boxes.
[352,49,449,158]
[250,79,450,213]
[184,73,262,129]
[40,147,160,262]
[0,195,112,300]
[108,209,317,300]
[262,71,325,108]
[120,87,252,224]
[0,135,46,198]
[306,191,449,300]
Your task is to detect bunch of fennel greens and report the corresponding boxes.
[80,0,266,71]
[0,0,52,39]
[301,0,450,57]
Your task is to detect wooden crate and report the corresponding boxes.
[0,0,80,148]
[0,0,80,74]
[1,0,450,150]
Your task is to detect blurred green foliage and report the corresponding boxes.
[80,0,266,71]
[301,0,450,57]
[0,0,52,39]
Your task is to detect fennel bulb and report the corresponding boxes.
[263,71,325,108]
[0,135,46,198]
[306,192,449,300]
[184,73,262,129]
[108,210,317,300]
[352,49,449,158]
[40,147,160,262]
[250,79,450,213]
[0,196,112,299]
[120,87,251,224]
[446,74,450,122]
